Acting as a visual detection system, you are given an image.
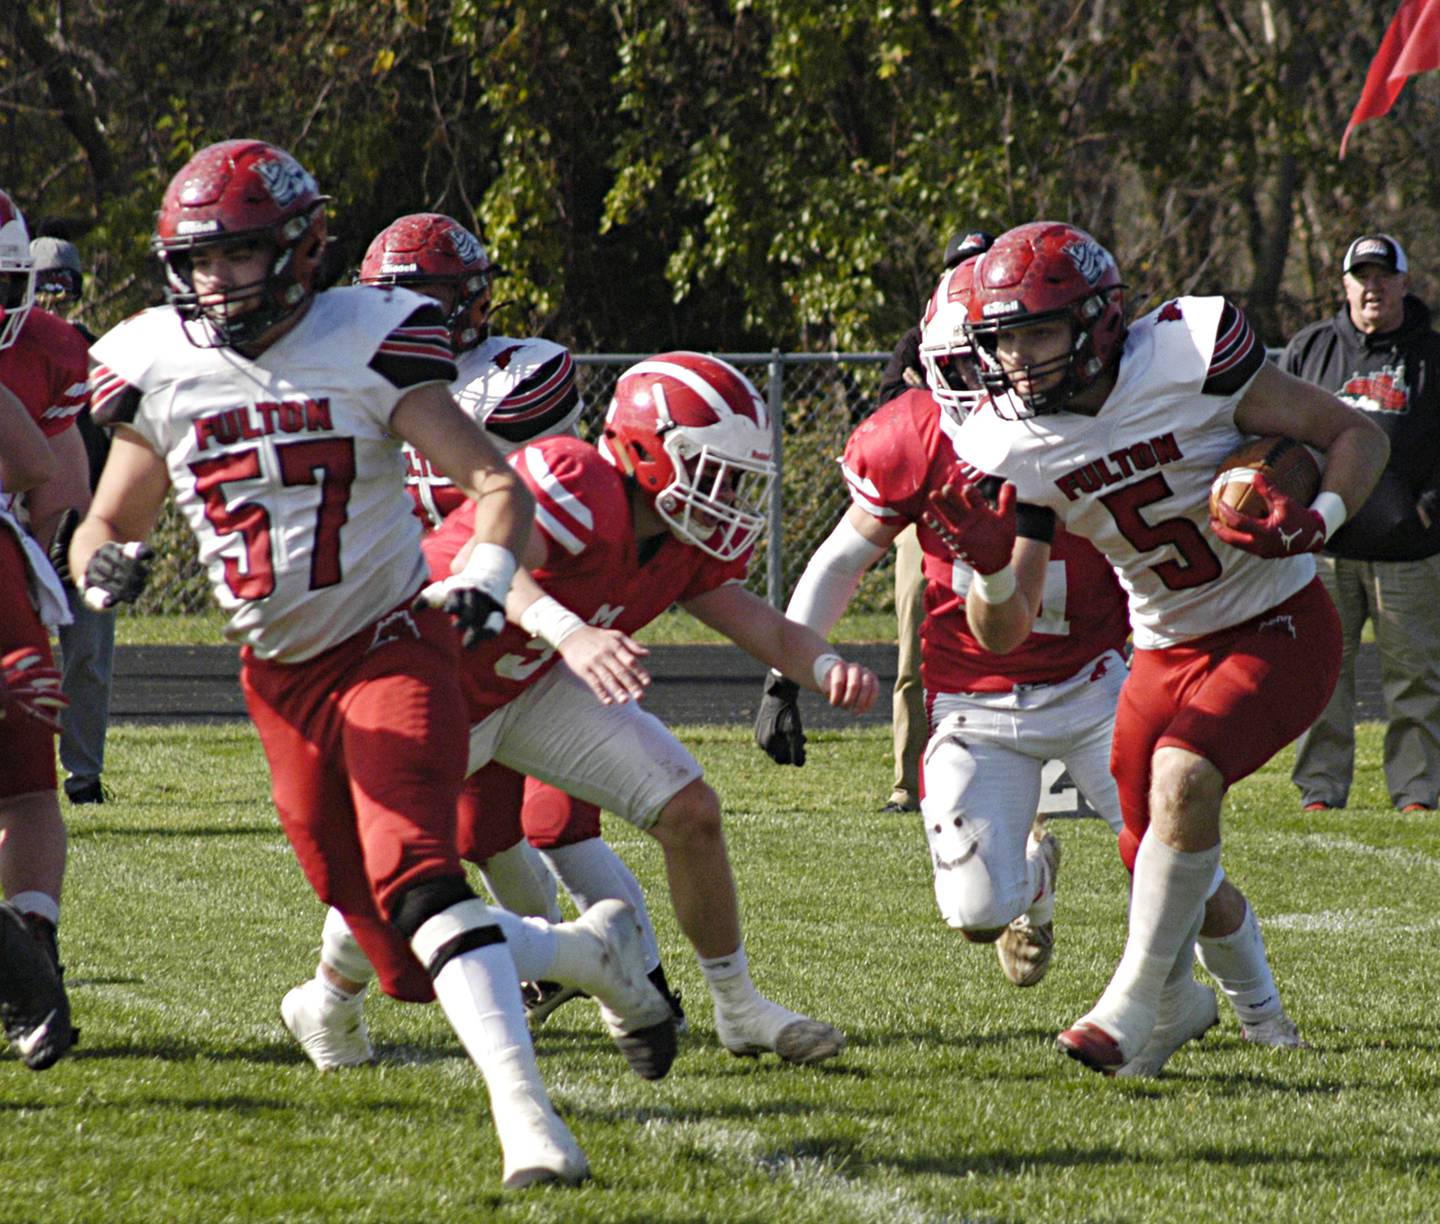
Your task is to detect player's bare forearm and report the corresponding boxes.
[392,381,534,560]
[69,430,169,579]
[684,584,878,712]
[965,535,1050,654]
[0,383,53,493]
[463,462,534,559]
[1235,362,1389,520]
[25,426,91,552]
[1316,418,1389,523]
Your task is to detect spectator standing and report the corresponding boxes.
[1285,234,1440,814]
[32,236,114,806]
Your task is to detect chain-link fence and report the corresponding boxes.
[128,352,898,618]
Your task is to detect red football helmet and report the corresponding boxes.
[964,221,1126,418]
[0,190,35,352]
[919,256,985,423]
[152,139,329,348]
[599,351,774,561]
[358,213,494,352]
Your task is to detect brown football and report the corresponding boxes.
[1208,436,1322,520]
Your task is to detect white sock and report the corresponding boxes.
[9,890,58,927]
[1196,902,1282,1024]
[1085,837,1220,1051]
[543,840,662,971]
[410,900,543,1080]
[314,967,364,1008]
[698,943,763,1013]
[320,907,379,986]
[479,841,563,922]
[1160,910,1204,998]
[1023,843,1054,926]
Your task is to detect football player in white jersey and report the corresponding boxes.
[354,214,685,1030]
[926,221,1387,1075]
[760,257,1304,1075]
[68,140,678,1190]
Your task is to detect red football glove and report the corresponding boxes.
[923,474,1017,574]
[0,646,68,736]
[1210,472,1327,559]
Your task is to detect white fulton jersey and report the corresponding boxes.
[953,295,1315,649]
[89,286,455,662]
[403,335,583,529]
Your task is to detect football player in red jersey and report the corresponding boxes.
[69,141,677,1189]
[931,221,1388,1075]
[0,190,89,1071]
[758,256,1306,1075]
[354,214,683,1030]
[284,351,879,1068]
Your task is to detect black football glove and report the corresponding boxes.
[81,540,154,610]
[414,583,506,650]
[47,508,80,589]
[754,672,806,766]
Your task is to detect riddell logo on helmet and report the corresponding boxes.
[984,300,1024,317]
[383,260,421,274]
[176,220,222,235]
[254,157,314,208]
[1064,239,1113,286]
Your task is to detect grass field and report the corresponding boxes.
[6,720,1439,1222]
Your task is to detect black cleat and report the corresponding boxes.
[0,903,77,1071]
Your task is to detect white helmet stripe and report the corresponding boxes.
[624,356,756,423]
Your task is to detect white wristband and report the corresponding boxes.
[457,542,517,603]
[811,652,842,689]
[519,595,585,649]
[1310,491,1347,541]
[970,564,1016,605]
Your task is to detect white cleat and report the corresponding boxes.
[493,1087,590,1190]
[1241,1011,1308,1049]
[1116,979,1218,1078]
[567,900,677,1080]
[714,995,846,1065]
[281,980,374,1071]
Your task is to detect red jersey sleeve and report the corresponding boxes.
[674,546,751,603]
[513,436,631,567]
[0,311,89,437]
[840,389,934,524]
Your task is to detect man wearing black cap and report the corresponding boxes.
[1285,233,1440,814]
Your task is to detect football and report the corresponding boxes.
[1208,435,1321,520]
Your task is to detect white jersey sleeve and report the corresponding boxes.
[89,287,448,661]
[953,296,1313,648]
[457,335,583,452]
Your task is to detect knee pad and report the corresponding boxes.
[389,875,476,939]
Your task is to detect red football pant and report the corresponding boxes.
[241,602,467,1002]
[0,528,58,798]
[457,764,603,862]
[1112,577,1341,872]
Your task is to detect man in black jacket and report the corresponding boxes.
[1285,233,1440,813]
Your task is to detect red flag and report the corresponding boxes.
[1342,0,1440,157]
